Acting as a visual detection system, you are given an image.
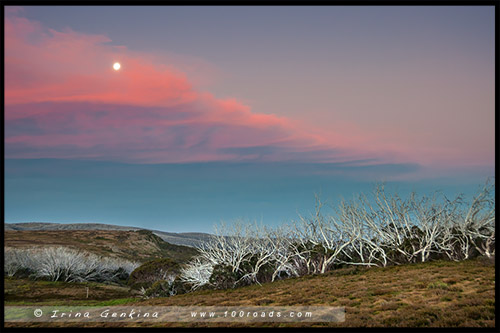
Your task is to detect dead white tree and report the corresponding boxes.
[194,222,285,285]
[3,247,139,282]
[268,225,301,282]
[240,223,278,285]
[458,179,495,258]
[286,222,317,275]
[363,185,429,265]
[4,250,17,277]
[179,257,213,290]
[32,247,80,281]
[336,197,388,267]
[196,221,254,275]
[295,194,357,274]
[433,205,467,261]
[411,192,460,262]
[177,179,494,291]
[4,247,40,277]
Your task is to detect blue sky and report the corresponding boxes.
[5,158,490,232]
[4,6,495,232]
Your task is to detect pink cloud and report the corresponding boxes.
[5,17,196,108]
[5,12,408,167]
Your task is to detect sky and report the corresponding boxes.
[4,6,495,233]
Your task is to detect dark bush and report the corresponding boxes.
[145,280,171,298]
[240,255,276,284]
[144,277,189,298]
[209,264,241,289]
[15,267,36,279]
[113,267,130,281]
[128,258,180,290]
[208,257,278,289]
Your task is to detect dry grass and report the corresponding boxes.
[4,277,137,305]
[4,257,495,328]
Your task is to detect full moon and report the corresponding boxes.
[113,62,121,71]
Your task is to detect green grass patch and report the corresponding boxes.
[93,298,139,306]
[427,281,449,290]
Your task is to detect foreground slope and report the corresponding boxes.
[135,258,495,327]
[4,258,495,327]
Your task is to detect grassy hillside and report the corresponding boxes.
[4,258,495,328]
[5,222,212,247]
[4,229,198,264]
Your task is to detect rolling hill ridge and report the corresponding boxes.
[4,228,198,264]
[5,222,211,248]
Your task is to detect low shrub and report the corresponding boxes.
[209,264,242,290]
[128,258,180,290]
[142,277,189,298]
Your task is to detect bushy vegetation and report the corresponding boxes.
[127,258,193,298]
[140,278,188,298]
[128,258,180,289]
[180,180,495,291]
[4,246,139,283]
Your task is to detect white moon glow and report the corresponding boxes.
[113,62,121,71]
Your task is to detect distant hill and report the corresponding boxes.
[4,222,212,248]
[4,229,198,264]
